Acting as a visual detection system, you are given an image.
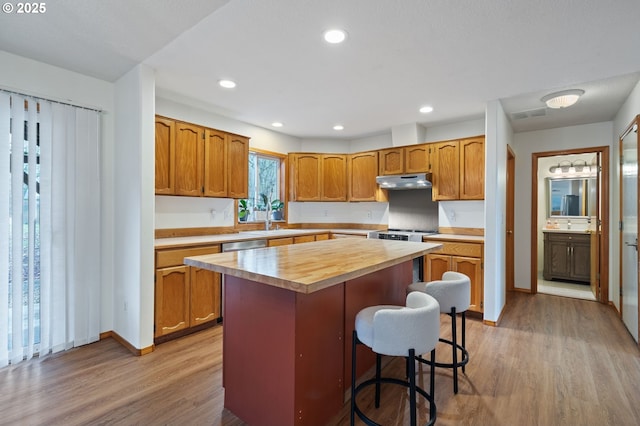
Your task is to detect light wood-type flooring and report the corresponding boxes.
[1,292,639,425]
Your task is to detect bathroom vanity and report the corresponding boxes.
[543,230,591,283]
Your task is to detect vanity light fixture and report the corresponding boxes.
[541,89,584,109]
[218,79,237,89]
[549,160,593,175]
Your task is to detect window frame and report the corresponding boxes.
[236,148,287,227]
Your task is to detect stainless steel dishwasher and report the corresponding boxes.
[220,239,268,319]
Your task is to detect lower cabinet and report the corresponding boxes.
[423,239,484,313]
[155,245,222,339]
[543,232,590,283]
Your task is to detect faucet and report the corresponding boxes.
[265,203,272,230]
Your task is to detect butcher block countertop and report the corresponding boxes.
[185,238,441,294]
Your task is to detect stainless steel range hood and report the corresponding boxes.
[376,173,432,190]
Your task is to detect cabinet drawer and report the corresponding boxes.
[268,237,294,247]
[156,245,221,268]
[294,235,316,244]
[545,232,590,243]
[426,241,482,258]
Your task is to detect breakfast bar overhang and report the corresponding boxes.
[185,238,441,426]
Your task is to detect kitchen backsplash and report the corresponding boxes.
[155,196,486,231]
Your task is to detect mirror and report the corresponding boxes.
[547,177,595,217]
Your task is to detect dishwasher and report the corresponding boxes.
[219,239,268,319]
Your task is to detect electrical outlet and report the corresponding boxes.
[366,210,372,219]
[210,209,216,219]
[124,301,128,312]
[324,210,328,217]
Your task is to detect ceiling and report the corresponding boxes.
[2,0,640,139]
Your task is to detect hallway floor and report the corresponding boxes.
[538,276,596,301]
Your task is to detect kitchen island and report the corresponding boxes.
[185,238,441,426]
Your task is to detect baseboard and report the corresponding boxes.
[100,331,155,356]
[482,303,506,327]
[511,287,532,293]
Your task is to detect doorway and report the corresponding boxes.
[531,146,610,304]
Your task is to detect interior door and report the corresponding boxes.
[620,119,639,343]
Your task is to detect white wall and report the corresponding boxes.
[512,121,614,295]
[113,64,155,350]
[484,101,511,323]
[611,79,640,310]
[424,118,485,142]
[0,50,116,335]
[300,138,348,153]
[156,96,302,154]
[288,201,388,227]
[350,132,392,153]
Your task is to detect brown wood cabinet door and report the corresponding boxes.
[203,129,227,197]
[460,137,485,199]
[293,153,322,201]
[570,240,591,282]
[155,117,175,195]
[175,122,204,196]
[190,267,221,326]
[452,255,483,313]
[378,148,404,175]
[227,134,249,199]
[349,151,378,201]
[433,141,460,200]
[322,154,347,201]
[155,266,190,337]
[424,254,451,281]
[404,145,430,173]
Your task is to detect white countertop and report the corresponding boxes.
[542,228,592,234]
[154,228,374,249]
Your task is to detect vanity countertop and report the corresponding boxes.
[542,228,593,234]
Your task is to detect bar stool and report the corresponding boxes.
[408,271,471,394]
[350,291,440,426]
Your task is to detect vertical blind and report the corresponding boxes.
[0,92,101,367]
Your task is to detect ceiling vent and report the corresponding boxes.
[511,108,547,120]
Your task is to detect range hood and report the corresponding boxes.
[376,173,432,190]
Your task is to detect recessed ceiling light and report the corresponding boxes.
[324,29,347,44]
[333,125,344,131]
[218,79,236,89]
[419,106,434,114]
[272,122,283,128]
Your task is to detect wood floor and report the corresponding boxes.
[1,292,639,425]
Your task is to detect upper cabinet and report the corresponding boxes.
[289,153,347,201]
[432,136,485,201]
[155,115,249,198]
[175,121,204,197]
[378,144,431,175]
[155,117,175,195]
[348,151,379,201]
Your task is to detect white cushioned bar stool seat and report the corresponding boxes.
[408,271,471,394]
[350,291,440,426]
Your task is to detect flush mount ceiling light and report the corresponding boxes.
[218,79,236,89]
[323,29,347,44]
[333,124,344,131]
[419,105,434,114]
[271,122,283,128]
[541,89,584,109]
